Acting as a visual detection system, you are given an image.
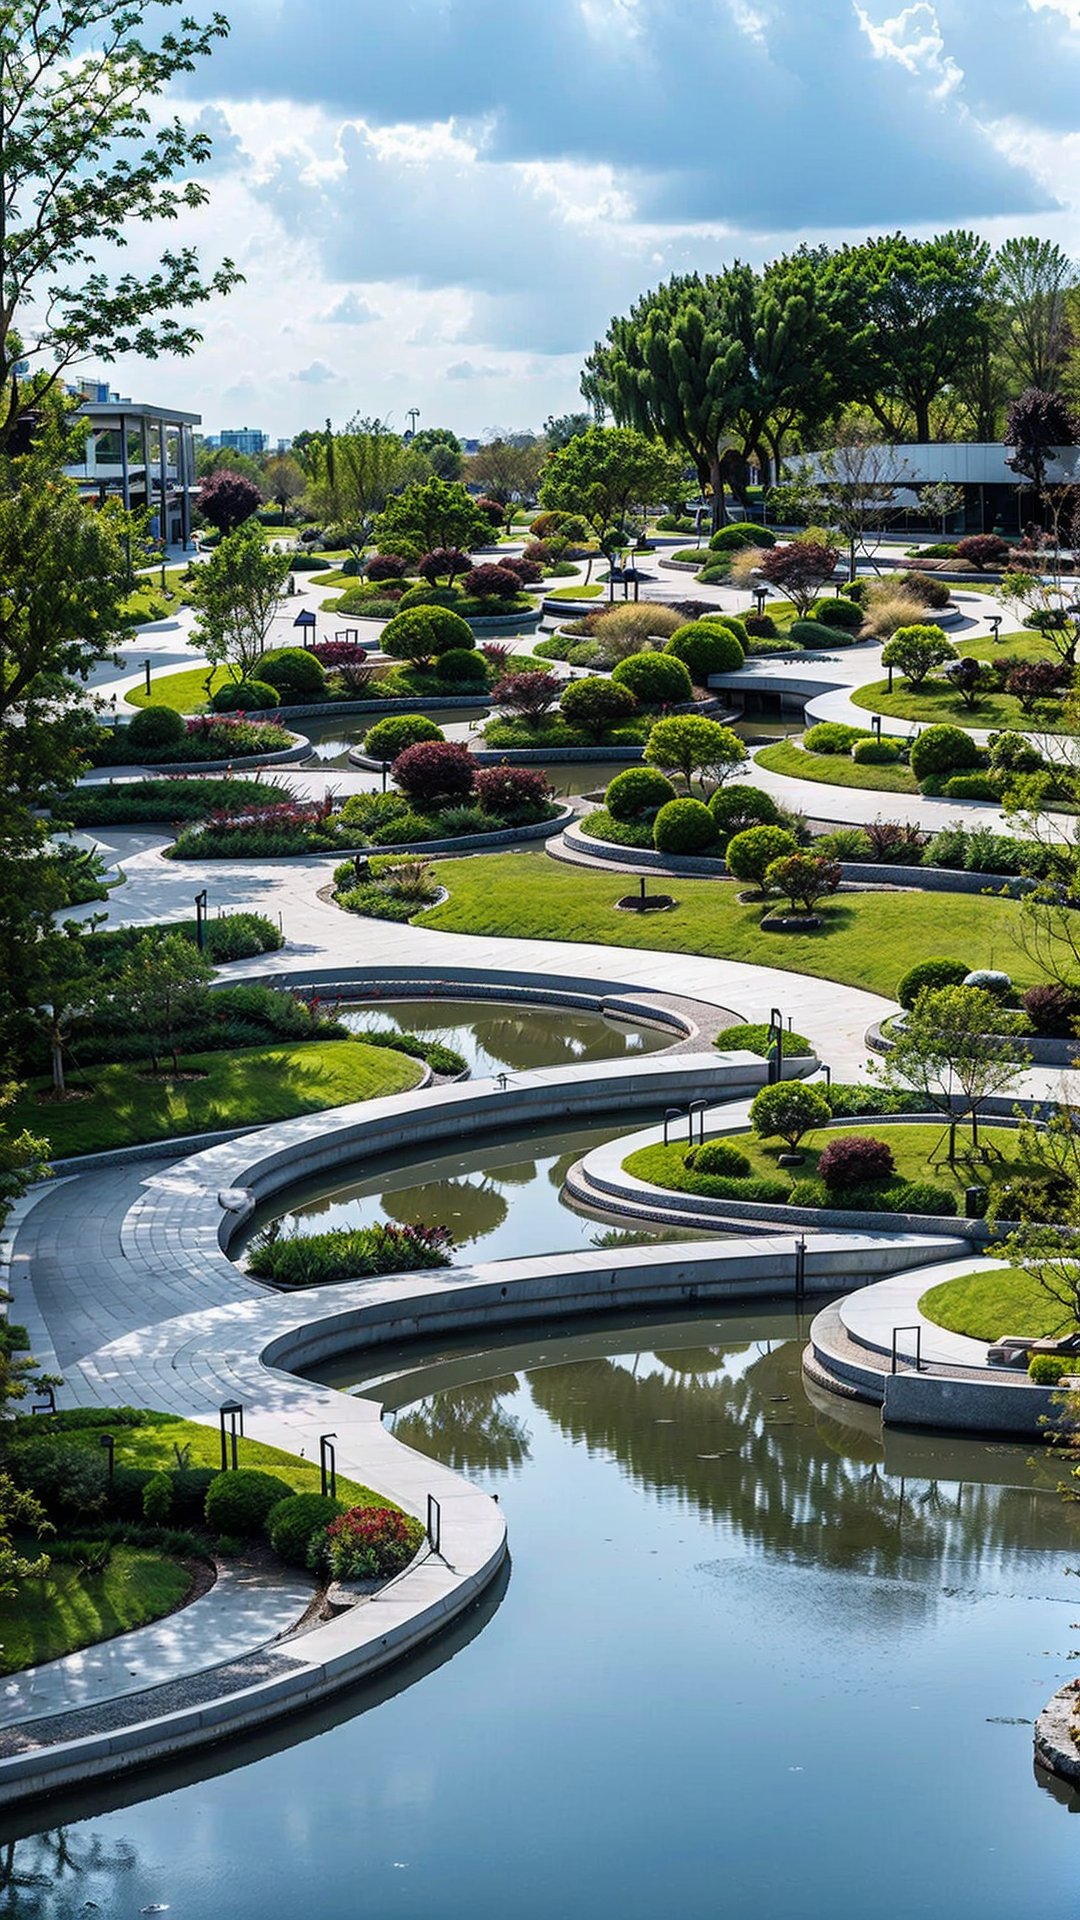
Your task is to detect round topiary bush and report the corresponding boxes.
[366,552,409,581]
[701,613,750,646]
[708,521,775,552]
[204,1468,293,1536]
[652,796,717,853]
[380,606,475,663]
[392,739,476,806]
[744,612,779,639]
[811,598,863,630]
[473,764,552,820]
[559,675,638,741]
[257,647,328,703]
[397,583,460,611]
[463,563,522,600]
[850,737,901,764]
[909,724,983,781]
[817,1134,896,1192]
[611,651,694,706]
[128,704,186,747]
[789,618,844,649]
[803,722,868,754]
[988,730,1046,775]
[962,968,1012,999]
[665,622,745,680]
[724,824,799,887]
[896,956,971,1009]
[605,766,678,821]
[211,678,280,712]
[685,1139,752,1177]
[749,1080,831,1148]
[436,647,489,685]
[363,714,445,760]
[942,774,999,801]
[266,1491,344,1568]
[708,783,781,836]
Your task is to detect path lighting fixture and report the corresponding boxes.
[767,1008,785,1084]
[219,1399,244,1472]
[99,1433,115,1484]
[871,714,882,739]
[194,888,208,951]
[988,615,1002,643]
[319,1433,337,1499]
[293,608,317,648]
[144,658,152,696]
[753,586,768,619]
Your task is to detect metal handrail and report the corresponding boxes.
[687,1099,707,1146]
[662,1106,682,1146]
[890,1324,923,1375]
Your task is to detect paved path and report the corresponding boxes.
[0,1559,314,1726]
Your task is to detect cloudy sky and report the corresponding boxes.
[97,0,1080,441]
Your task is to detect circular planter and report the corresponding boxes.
[615,893,678,912]
[759,911,823,932]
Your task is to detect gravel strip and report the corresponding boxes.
[0,1649,306,1756]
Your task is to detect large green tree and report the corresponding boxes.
[373,475,488,558]
[538,425,681,544]
[0,0,239,449]
[994,237,1078,395]
[186,517,289,681]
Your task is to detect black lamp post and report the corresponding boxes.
[99,1433,115,1485]
[194,888,208,951]
[219,1399,244,1472]
[988,614,1002,644]
[753,586,768,619]
[144,658,152,696]
[319,1432,337,1499]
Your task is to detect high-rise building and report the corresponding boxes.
[219,427,268,455]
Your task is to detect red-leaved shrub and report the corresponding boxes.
[817,1135,896,1191]
[463,563,521,599]
[956,534,1011,570]
[473,765,552,819]
[391,740,476,805]
[366,552,409,581]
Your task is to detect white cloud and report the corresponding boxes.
[445,360,508,381]
[854,3,962,98]
[290,359,341,383]
[321,291,379,324]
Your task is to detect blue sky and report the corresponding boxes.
[100,0,1080,440]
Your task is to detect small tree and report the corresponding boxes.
[879,984,1029,1157]
[1005,387,1080,501]
[758,540,841,615]
[197,469,263,536]
[643,716,746,792]
[999,1093,1080,1327]
[186,520,290,682]
[374,478,488,558]
[750,1081,831,1150]
[725,825,800,888]
[998,570,1080,667]
[881,626,957,688]
[764,852,842,912]
[1006,660,1071,713]
[417,548,472,587]
[103,933,214,1073]
[263,456,306,524]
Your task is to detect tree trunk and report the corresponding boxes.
[914,399,931,445]
[709,456,724,534]
[50,1033,65,1096]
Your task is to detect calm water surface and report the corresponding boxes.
[336,996,668,1077]
[4,1307,1079,1920]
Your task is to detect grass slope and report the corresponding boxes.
[850,672,1073,734]
[56,1411,384,1507]
[919,1266,1069,1342]
[754,740,919,795]
[126,664,232,712]
[0,1545,192,1675]
[11,1040,422,1157]
[419,851,1046,997]
[625,1123,1027,1203]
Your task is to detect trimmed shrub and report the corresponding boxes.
[744,613,779,639]
[685,1140,752,1177]
[724,824,799,887]
[380,606,475,663]
[1030,1354,1073,1384]
[653,796,716,853]
[909,725,983,781]
[701,613,750,646]
[881,625,957,687]
[611,650,694,706]
[943,774,1000,800]
[128,704,186,748]
[392,740,476,805]
[817,1135,896,1192]
[804,722,868,755]
[962,968,1012,998]
[1022,983,1080,1038]
[896,956,971,1009]
[898,569,951,609]
[715,1022,812,1058]
[141,1472,173,1524]
[789,618,840,648]
[888,1181,958,1217]
[956,534,1011,570]
[665,622,745,680]
[988,731,1046,775]
[258,647,328,702]
[811,597,863,630]
[851,737,901,764]
[396,583,460,611]
[473,764,552,820]
[169,1467,217,1524]
[267,1491,345,1568]
[211,678,280,712]
[750,1081,831,1148]
[363,714,444,760]
[492,670,560,725]
[606,766,678,820]
[463,563,522,600]
[709,783,781,837]
[366,552,409,581]
[320,1505,425,1580]
[437,647,489,685]
[816,826,872,860]
[204,1468,293,1536]
[709,521,775,551]
[559,676,638,740]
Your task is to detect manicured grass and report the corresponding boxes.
[10,1040,423,1157]
[126,664,231,712]
[850,671,1073,733]
[625,1123,1027,1204]
[545,583,605,600]
[0,1545,192,1676]
[419,851,1048,997]
[120,565,192,625]
[919,1265,1068,1342]
[755,739,919,795]
[54,1411,383,1507]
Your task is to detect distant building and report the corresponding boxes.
[793,441,1080,535]
[219,426,268,455]
[67,398,201,547]
[276,436,293,454]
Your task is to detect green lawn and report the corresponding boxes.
[625,1122,1027,1204]
[54,1411,383,1507]
[11,1040,423,1157]
[850,671,1073,734]
[0,1545,193,1676]
[120,565,192,626]
[545,583,604,600]
[755,739,919,795]
[126,664,231,712]
[919,1265,1069,1342]
[418,851,1047,997]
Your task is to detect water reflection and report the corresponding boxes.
[393,1378,531,1475]
[0,1829,137,1918]
[337,999,668,1078]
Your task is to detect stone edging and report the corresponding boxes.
[88,733,312,777]
[1035,1683,1080,1785]
[865,1017,1071,1066]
